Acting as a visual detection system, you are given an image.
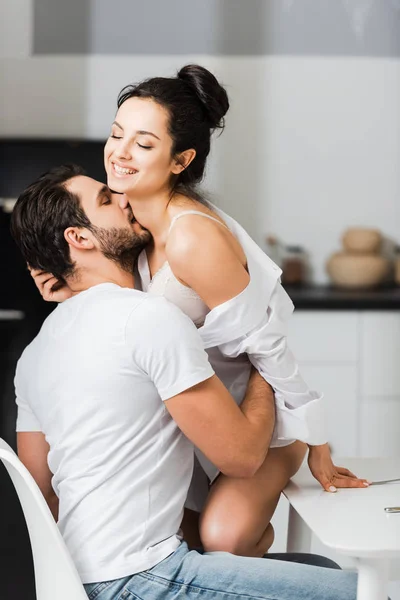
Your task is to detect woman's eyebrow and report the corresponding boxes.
[111,121,160,141]
[136,130,160,140]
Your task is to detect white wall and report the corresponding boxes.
[1,2,400,282]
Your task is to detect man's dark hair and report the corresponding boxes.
[10,164,91,280]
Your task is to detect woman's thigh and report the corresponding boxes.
[199,440,307,554]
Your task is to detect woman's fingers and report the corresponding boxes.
[29,267,54,285]
[28,265,71,302]
[335,466,358,479]
[331,474,370,489]
[318,469,370,492]
[43,278,59,299]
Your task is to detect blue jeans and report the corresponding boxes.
[84,542,357,600]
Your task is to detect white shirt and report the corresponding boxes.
[15,283,214,583]
[137,205,327,482]
[202,205,326,446]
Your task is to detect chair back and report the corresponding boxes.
[0,438,87,600]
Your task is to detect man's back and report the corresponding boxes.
[15,283,214,583]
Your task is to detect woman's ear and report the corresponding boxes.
[64,228,95,251]
[171,149,196,175]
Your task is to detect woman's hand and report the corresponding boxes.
[308,443,370,492]
[29,268,72,303]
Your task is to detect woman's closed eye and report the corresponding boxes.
[110,134,122,139]
[137,143,152,150]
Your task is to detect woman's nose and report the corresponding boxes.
[119,194,130,209]
[115,140,132,160]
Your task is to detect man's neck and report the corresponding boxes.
[67,262,135,295]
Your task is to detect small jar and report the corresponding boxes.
[394,246,400,285]
[281,245,306,286]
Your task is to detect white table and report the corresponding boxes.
[284,457,400,600]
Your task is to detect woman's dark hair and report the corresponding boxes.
[117,64,229,199]
[10,164,92,280]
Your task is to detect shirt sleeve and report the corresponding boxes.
[15,360,42,432]
[215,282,327,445]
[127,297,214,401]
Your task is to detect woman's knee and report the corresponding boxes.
[200,510,241,553]
[200,510,274,557]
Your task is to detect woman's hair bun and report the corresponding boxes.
[178,64,229,130]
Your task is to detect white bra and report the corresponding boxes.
[137,210,229,327]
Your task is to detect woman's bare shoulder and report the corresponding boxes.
[168,194,227,227]
[166,197,247,268]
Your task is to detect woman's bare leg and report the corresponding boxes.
[199,441,307,557]
[180,508,202,549]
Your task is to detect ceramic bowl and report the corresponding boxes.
[326,252,389,288]
[342,228,382,254]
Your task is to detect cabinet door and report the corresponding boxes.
[288,312,359,364]
[297,364,359,457]
[360,312,400,397]
[359,396,400,457]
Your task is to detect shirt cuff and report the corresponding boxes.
[274,393,328,446]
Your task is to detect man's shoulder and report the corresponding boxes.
[90,285,173,314]
[127,292,190,323]
[58,284,148,320]
[78,285,187,332]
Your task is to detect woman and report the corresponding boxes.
[32,64,368,557]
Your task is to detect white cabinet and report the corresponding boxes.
[299,364,358,456]
[359,313,400,456]
[287,311,359,457]
[286,310,400,459]
[360,313,400,396]
[359,396,400,457]
[271,309,400,576]
[288,312,359,364]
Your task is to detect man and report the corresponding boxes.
[11,165,358,600]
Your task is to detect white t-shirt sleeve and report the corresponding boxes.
[15,359,42,432]
[127,297,214,401]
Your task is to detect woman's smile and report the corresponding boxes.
[111,161,138,178]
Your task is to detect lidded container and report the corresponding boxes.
[281,245,306,286]
[394,246,400,286]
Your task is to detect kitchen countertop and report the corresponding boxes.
[284,284,400,310]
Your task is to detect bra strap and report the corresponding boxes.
[168,210,229,235]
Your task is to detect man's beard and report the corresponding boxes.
[92,225,151,273]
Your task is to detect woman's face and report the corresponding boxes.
[104,97,180,198]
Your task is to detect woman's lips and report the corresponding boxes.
[112,162,137,177]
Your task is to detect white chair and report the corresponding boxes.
[0,438,87,600]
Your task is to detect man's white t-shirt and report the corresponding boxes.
[15,283,214,583]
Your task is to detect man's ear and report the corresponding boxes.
[64,227,95,251]
[171,148,196,175]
